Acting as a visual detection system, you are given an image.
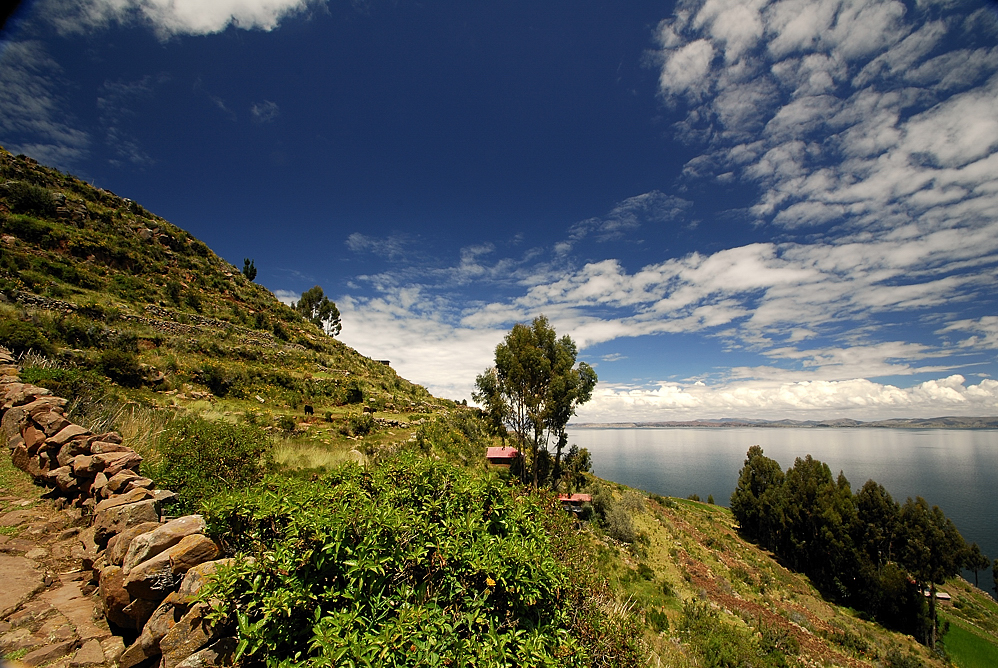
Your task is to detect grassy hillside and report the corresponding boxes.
[2,145,997,667]
[0,147,446,443]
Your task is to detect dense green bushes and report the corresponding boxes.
[154,416,271,513]
[730,446,964,646]
[19,366,109,403]
[201,456,599,667]
[0,316,54,355]
[679,600,798,668]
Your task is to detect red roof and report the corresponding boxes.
[557,493,592,504]
[486,447,519,460]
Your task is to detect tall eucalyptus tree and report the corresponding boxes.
[474,316,596,488]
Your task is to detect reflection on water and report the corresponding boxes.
[569,427,998,598]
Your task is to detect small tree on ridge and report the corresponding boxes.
[294,285,341,336]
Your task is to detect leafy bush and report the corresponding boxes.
[196,364,242,397]
[19,366,108,404]
[349,412,373,436]
[2,181,55,218]
[276,415,296,434]
[98,349,142,387]
[343,382,363,404]
[413,411,488,465]
[883,646,924,668]
[605,505,637,543]
[200,456,588,666]
[680,600,795,668]
[0,317,54,355]
[155,415,271,512]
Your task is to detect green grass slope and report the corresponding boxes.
[0,146,442,422]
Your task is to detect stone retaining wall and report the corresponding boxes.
[0,347,237,668]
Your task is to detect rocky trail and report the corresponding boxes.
[0,488,124,668]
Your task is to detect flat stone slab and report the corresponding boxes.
[0,553,46,618]
[38,583,112,642]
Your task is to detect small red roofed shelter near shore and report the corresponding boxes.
[557,493,592,514]
[486,446,520,467]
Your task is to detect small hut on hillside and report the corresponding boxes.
[485,446,520,467]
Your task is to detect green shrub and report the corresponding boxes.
[2,182,55,218]
[98,349,142,387]
[883,646,924,668]
[349,412,374,436]
[155,415,270,513]
[343,382,363,404]
[0,317,54,355]
[276,415,296,434]
[605,505,636,543]
[680,600,796,668]
[196,364,243,397]
[200,455,588,667]
[647,607,670,634]
[19,366,108,404]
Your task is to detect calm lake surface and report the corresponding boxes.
[568,427,998,597]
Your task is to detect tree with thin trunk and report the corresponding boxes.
[898,496,966,650]
[474,316,596,488]
[963,542,990,589]
[294,285,341,336]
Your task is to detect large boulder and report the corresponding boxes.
[173,637,237,668]
[93,499,161,547]
[47,424,91,448]
[98,565,134,629]
[94,487,155,513]
[107,522,161,566]
[123,515,207,574]
[31,408,70,437]
[123,535,219,600]
[11,443,42,478]
[93,450,143,477]
[59,440,93,467]
[159,603,220,668]
[22,424,46,453]
[177,559,236,599]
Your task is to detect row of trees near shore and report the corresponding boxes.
[731,445,982,650]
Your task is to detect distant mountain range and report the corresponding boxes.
[571,416,998,429]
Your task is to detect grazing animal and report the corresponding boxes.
[303,405,314,416]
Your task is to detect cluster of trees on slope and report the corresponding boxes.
[473,316,597,490]
[731,445,982,649]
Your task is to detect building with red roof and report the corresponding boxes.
[485,446,520,467]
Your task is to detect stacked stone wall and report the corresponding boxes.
[0,347,236,668]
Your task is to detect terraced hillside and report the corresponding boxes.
[0,147,442,428]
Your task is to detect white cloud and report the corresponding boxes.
[575,375,998,422]
[41,0,318,37]
[652,0,998,244]
[940,316,998,349]
[273,289,299,305]
[0,41,91,169]
[250,100,280,124]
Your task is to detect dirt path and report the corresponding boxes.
[0,485,123,668]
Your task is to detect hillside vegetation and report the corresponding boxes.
[2,146,997,667]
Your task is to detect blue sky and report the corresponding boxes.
[2,0,998,421]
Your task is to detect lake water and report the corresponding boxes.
[568,427,998,598]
